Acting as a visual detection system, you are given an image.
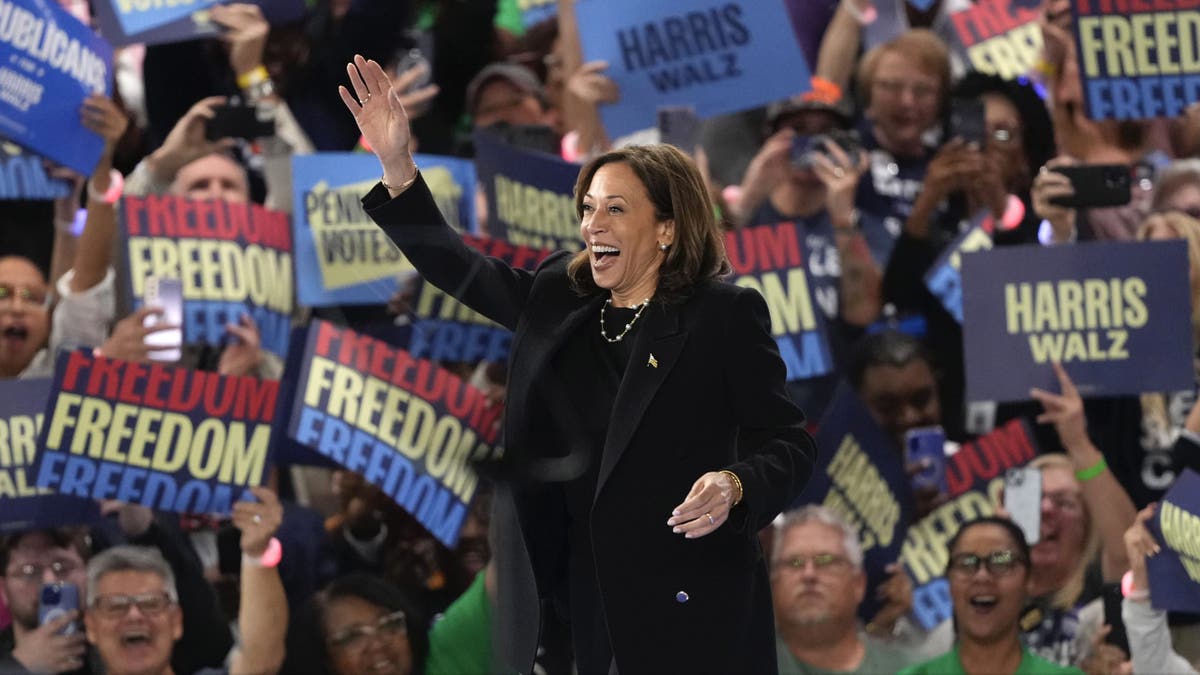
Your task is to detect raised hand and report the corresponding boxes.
[339,54,416,191]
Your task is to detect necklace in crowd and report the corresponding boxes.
[600,297,651,343]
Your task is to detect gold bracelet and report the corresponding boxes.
[720,470,743,506]
[381,166,419,194]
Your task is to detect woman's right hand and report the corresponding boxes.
[339,54,416,189]
[1031,156,1079,242]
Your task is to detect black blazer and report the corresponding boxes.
[365,176,816,674]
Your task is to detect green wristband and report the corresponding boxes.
[1075,456,1107,482]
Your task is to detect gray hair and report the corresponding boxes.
[85,546,178,607]
[773,505,865,570]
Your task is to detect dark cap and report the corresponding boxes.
[465,63,544,116]
[765,76,853,132]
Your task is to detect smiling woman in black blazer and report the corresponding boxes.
[340,55,816,675]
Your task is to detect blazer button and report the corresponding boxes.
[675,591,689,603]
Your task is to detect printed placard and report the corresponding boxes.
[1147,468,1200,613]
[902,419,1039,629]
[924,224,993,323]
[407,235,553,363]
[291,152,477,307]
[519,0,557,26]
[474,131,581,251]
[93,0,307,47]
[576,0,812,138]
[949,0,1043,80]
[0,0,112,175]
[33,350,277,514]
[725,221,834,380]
[0,378,99,533]
[286,321,503,546]
[1072,0,1200,119]
[797,384,913,621]
[0,144,69,200]
[120,194,294,356]
[962,240,1193,402]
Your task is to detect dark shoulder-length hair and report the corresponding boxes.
[566,144,730,303]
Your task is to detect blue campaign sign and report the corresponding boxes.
[94,0,307,47]
[32,350,278,514]
[0,144,70,200]
[908,0,937,9]
[1071,0,1200,119]
[519,0,557,27]
[961,240,1193,403]
[474,131,581,252]
[292,152,477,307]
[0,0,112,176]
[796,384,913,622]
[576,0,812,138]
[102,0,221,39]
[924,224,993,323]
[0,378,99,533]
[1147,468,1200,613]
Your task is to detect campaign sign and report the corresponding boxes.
[962,240,1192,402]
[32,350,277,514]
[948,0,1043,80]
[94,0,306,47]
[1147,468,1200,613]
[0,378,99,533]
[1072,0,1200,119]
[908,0,938,10]
[924,225,993,323]
[576,0,812,138]
[119,194,294,356]
[902,419,1039,629]
[0,143,69,200]
[519,0,557,27]
[0,0,112,176]
[286,321,503,546]
[796,384,913,621]
[408,235,553,364]
[474,131,581,252]
[291,152,477,307]
[725,221,833,380]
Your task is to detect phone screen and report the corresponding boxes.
[1004,467,1042,545]
[905,426,948,494]
[949,98,986,146]
[144,277,183,362]
[39,583,80,635]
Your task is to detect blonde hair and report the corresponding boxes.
[1030,455,1099,610]
[856,29,951,112]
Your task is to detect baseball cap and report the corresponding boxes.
[466,63,544,117]
[765,76,853,132]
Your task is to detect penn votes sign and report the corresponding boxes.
[576,0,812,138]
[961,240,1193,402]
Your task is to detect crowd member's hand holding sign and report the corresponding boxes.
[218,313,265,377]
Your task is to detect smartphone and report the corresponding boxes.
[144,276,183,362]
[395,48,433,116]
[948,98,987,146]
[1004,467,1042,546]
[905,426,948,494]
[205,104,274,142]
[657,106,701,153]
[484,123,560,156]
[1049,164,1132,209]
[792,130,863,170]
[39,583,79,635]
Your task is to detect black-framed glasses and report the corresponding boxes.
[775,553,851,573]
[6,560,80,583]
[91,592,175,619]
[328,611,408,652]
[0,284,49,308]
[947,550,1026,578]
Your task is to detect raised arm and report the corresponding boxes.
[228,486,288,675]
[71,95,129,293]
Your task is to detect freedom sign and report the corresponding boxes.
[0,0,112,175]
[797,384,913,621]
[474,131,580,252]
[576,0,812,138]
[285,321,503,546]
[725,221,833,380]
[948,0,1043,80]
[292,152,477,307]
[903,419,1039,629]
[962,240,1193,402]
[1147,468,1200,613]
[407,235,553,364]
[1072,0,1200,119]
[32,351,278,514]
[0,378,99,533]
[119,194,295,357]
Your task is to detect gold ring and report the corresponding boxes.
[706,512,714,525]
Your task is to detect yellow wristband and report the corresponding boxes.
[237,65,269,90]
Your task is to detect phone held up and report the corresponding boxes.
[1004,467,1042,546]
[39,582,80,635]
[143,276,183,363]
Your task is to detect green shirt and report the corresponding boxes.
[777,637,914,675]
[425,571,492,675]
[899,646,1085,675]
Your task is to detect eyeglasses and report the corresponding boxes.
[328,611,408,652]
[873,78,939,102]
[988,127,1022,146]
[947,550,1026,577]
[0,284,49,308]
[6,560,80,583]
[90,592,176,619]
[774,553,852,573]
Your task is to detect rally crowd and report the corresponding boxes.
[1,0,1200,673]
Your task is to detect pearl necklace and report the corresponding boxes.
[600,297,651,343]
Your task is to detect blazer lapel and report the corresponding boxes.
[595,301,688,499]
